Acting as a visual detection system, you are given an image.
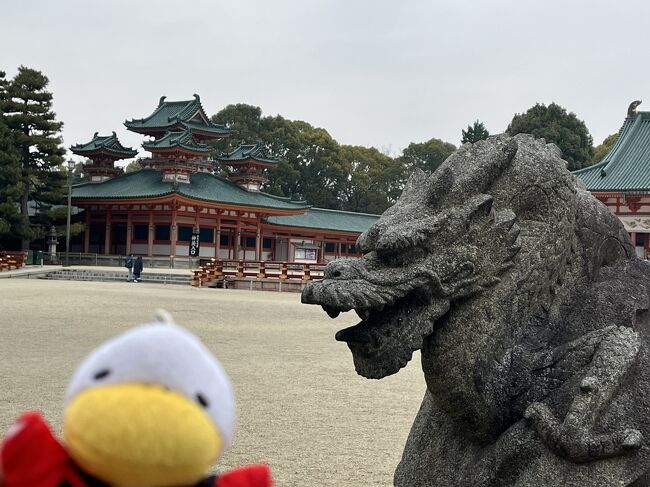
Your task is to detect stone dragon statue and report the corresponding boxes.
[302,135,650,486]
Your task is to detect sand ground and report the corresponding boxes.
[0,279,425,486]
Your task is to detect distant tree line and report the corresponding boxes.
[0,65,623,250]
[208,102,613,213]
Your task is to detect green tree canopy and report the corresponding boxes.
[211,104,350,208]
[506,102,594,171]
[338,145,405,214]
[593,133,619,164]
[286,125,348,209]
[0,128,20,235]
[0,71,21,239]
[211,103,263,156]
[211,104,467,213]
[1,66,66,249]
[461,120,490,144]
[398,137,456,174]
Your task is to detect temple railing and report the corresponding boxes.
[191,259,326,287]
[0,251,26,272]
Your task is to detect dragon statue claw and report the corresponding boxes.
[525,399,643,463]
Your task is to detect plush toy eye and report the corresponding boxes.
[196,393,209,408]
[93,369,111,380]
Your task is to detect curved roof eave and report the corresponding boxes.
[71,192,309,213]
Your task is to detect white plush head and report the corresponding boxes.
[65,315,235,448]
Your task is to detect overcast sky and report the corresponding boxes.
[3,0,649,162]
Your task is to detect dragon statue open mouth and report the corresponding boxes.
[302,257,451,378]
[302,137,520,379]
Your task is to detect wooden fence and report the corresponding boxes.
[0,251,26,272]
[191,260,326,287]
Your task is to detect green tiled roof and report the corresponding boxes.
[218,143,278,165]
[181,120,231,136]
[124,95,230,136]
[71,170,310,211]
[142,131,211,154]
[574,111,650,192]
[70,132,137,158]
[267,208,379,233]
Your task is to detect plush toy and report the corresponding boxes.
[0,311,272,487]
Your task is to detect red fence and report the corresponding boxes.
[191,260,326,287]
[0,251,26,272]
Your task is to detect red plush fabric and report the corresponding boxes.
[215,464,273,487]
[0,412,86,487]
[1,412,272,487]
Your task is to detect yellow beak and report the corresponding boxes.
[64,384,222,487]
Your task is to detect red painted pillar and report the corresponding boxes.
[215,213,221,260]
[104,211,111,255]
[170,206,178,257]
[147,210,154,257]
[83,208,90,253]
[235,217,241,260]
[126,210,132,255]
[255,218,261,261]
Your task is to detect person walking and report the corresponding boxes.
[133,256,144,283]
[125,254,134,282]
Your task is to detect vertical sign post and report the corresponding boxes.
[189,231,200,257]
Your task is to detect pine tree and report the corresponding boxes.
[2,66,66,249]
[461,120,490,144]
[0,74,22,242]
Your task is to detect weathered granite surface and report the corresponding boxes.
[302,134,650,486]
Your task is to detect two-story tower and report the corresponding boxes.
[217,143,279,191]
[70,132,137,182]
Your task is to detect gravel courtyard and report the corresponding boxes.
[0,279,425,486]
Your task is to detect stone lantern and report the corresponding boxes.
[48,226,59,263]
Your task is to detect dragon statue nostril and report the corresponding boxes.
[302,134,650,486]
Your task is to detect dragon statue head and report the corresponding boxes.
[302,135,580,379]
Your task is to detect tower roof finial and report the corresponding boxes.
[628,100,642,117]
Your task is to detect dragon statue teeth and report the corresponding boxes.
[302,134,650,486]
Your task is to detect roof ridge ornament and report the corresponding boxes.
[193,94,200,102]
[628,100,642,117]
[158,95,167,106]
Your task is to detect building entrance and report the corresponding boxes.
[111,222,127,255]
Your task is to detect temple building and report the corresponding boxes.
[574,101,650,258]
[70,95,378,262]
[70,132,137,182]
[217,143,279,192]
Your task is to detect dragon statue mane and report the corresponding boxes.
[302,134,650,486]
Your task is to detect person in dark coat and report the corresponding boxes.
[133,256,144,283]
[125,254,134,282]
